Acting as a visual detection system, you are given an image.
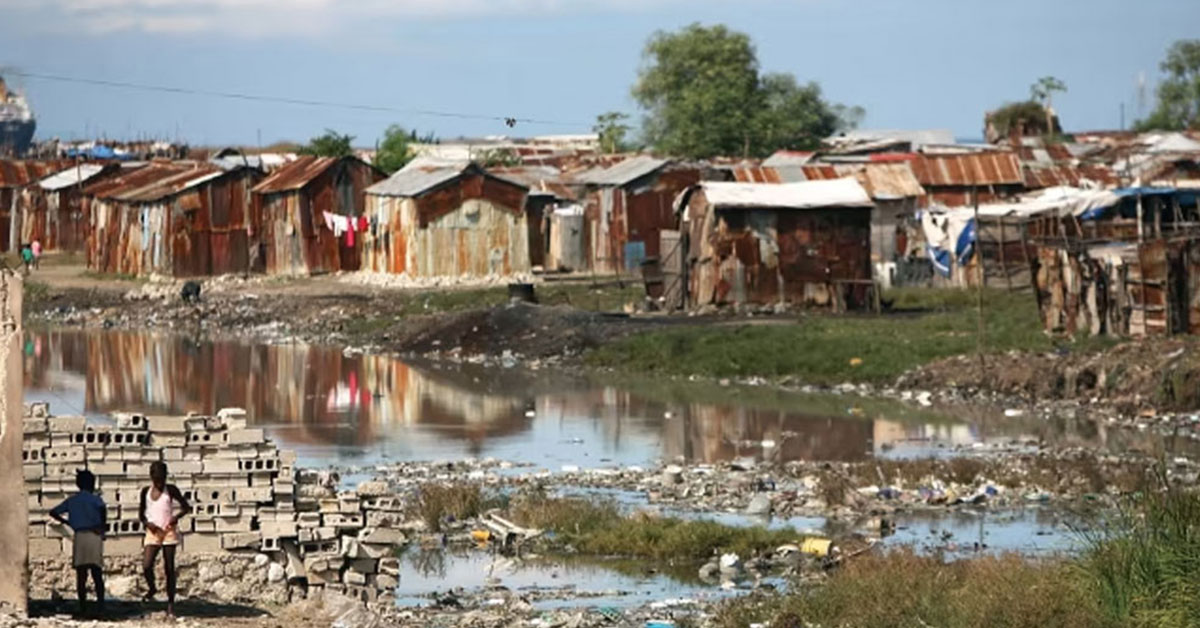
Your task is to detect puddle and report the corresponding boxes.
[22,328,1197,469]
[394,550,748,610]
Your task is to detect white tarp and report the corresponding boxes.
[38,164,106,191]
[700,178,873,210]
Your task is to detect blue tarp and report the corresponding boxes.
[927,217,976,278]
[1079,187,1187,221]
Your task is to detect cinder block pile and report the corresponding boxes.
[22,402,413,600]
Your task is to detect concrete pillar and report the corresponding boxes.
[0,269,25,612]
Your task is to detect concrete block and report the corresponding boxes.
[26,402,51,418]
[214,514,254,533]
[162,448,183,462]
[349,558,377,574]
[217,408,248,429]
[300,539,340,556]
[238,458,279,473]
[258,508,295,522]
[322,513,364,530]
[22,418,47,434]
[191,486,238,504]
[114,413,147,430]
[48,416,86,432]
[45,522,70,539]
[167,460,202,475]
[123,462,151,477]
[364,511,404,528]
[149,434,187,448]
[362,496,404,512]
[107,431,150,447]
[183,416,209,432]
[187,533,224,554]
[260,520,298,538]
[193,519,217,533]
[224,429,264,445]
[248,472,277,487]
[318,499,341,514]
[343,571,368,586]
[181,447,204,461]
[23,463,44,481]
[273,481,294,497]
[337,494,361,513]
[23,434,49,450]
[104,535,143,555]
[356,543,392,560]
[261,536,281,552]
[49,433,75,448]
[186,431,221,445]
[218,503,241,517]
[235,486,274,504]
[27,524,46,538]
[297,512,322,527]
[202,459,240,474]
[359,527,406,546]
[375,574,398,590]
[72,430,110,447]
[220,531,261,550]
[43,447,85,464]
[84,459,124,476]
[43,463,85,480]
[108,519,145,536]
[29,537,62,558]
[147,416,188,433]
[120,448,160,462]
[306,569,338,586]
[378,557,400,576]
[279,450,298,465]
[25,493,40,510]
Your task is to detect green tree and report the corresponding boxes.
[1136,40,1200,131]
[631,23,857,159]
[300,129,354,158]
[373,124,421,174]
[1030,76,1066,135]
[593,111,632,154]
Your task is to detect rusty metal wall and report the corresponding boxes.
[687,192,872,309]
[584,168,699,275]
[363,174,530,278]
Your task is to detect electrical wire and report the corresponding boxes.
[10,70,592,129]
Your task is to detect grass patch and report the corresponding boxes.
[712,548,1106,628]
[81,270,140,282]
[22,280,50,304]
[408,483,506,532]
[509,494,801,561]
[587,288,1112,384]
[379,281,642,321]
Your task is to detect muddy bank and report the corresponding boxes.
[901,337,1200,411]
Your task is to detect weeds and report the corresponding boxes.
[509,494,800,561]
[711,548,1107,628]
[408,483,505,532]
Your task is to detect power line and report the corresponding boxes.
[10,70,591,129]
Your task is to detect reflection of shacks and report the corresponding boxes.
[577,156,701,273]
[362,162,531,278]
[680,179,875,309]
[661,404,874,463]
[83,162,263,276]
[21,163,116,254]
[252,156,385,275]
[0,159,72,252]
[1030,188,1200,336]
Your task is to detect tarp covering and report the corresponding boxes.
[699,178,873,210]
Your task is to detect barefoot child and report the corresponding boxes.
[49,470,107,617]
[139,461,192,617]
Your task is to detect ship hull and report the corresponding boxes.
[0,118,35,156]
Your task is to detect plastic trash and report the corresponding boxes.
[645,622,676,628]
[1004,408,1025,417]
[800,537,832,557]
[849,357,863,367]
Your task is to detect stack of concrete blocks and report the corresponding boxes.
[293,476,408,602]
[22,403,298,560]
[22,403,414,602]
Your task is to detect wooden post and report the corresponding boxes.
[973,186,985,370]
[999,219,1013,291]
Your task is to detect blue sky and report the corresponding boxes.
[1,0,1197,147]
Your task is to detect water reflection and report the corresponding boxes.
[22,329,1194,468]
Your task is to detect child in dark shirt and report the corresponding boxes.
[49,470,107,617]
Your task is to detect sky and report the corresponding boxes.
[1,0,1198,147]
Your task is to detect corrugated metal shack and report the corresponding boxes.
[486,165,579,271]
[84,162,263,277]
[1031,187,1200,336]
[678,178,875,310]
[251,156,384,275]
[0,159,72,252]
[576,156,701,274]
[361,161,531,278]
[723,161,925,264]
[18,163,117,254]
[908,152,1024,207]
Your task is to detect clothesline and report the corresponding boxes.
[322,211,369,247]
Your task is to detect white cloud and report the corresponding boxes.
[2,0,690,37]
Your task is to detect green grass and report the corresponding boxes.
[509,494,803,561]
[407,483,506,532]
[80,270,140,282]
[587,288,1113,384]
[712,549,1108,628]
[22,280,50,304]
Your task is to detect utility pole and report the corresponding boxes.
[973,184,985,371]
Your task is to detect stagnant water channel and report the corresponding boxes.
[19,328,1189,607]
